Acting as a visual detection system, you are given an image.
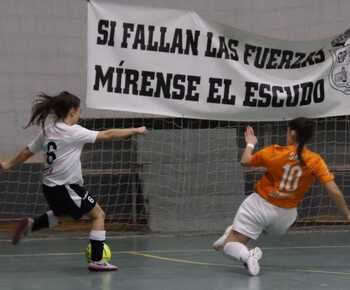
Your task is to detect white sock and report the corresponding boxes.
[223,242,250,263]
[89,230,106,241]
[47,210,58,228]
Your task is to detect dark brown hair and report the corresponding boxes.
[288,117,314,165]
[25,91,81,130]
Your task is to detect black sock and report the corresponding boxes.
[90,240,104,261]
[32,213,49,232]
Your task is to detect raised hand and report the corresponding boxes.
[245,126,257,146]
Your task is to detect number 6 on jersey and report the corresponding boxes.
[46,141,57,165]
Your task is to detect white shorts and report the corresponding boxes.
[232,193,297,240]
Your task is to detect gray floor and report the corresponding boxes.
[1,231,350,290]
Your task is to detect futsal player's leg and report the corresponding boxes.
[12,210,59,245]
[87,203,118,271]
[223,230,262,276]
[223,229,250,262]
[213,225,233,251]
[12,184,63,245]
[217,193,266,275]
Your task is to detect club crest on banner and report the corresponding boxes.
[329,29,350,95]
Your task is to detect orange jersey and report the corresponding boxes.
[247,144,334,208]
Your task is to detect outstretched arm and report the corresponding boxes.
[324,181,350,220]
[96,126,147,141]
[0,147,34,171]
[240,126,258,166]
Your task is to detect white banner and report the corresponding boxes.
[87,1,350,121]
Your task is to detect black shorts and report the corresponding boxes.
[42,184,97,220]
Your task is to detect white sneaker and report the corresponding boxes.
[212,225,232,251]
[245,247,263,276]
[249,247,263,261]
[88,261,118,272]
[246,256,260,276]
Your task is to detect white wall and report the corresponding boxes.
[0,0,87,157]
[0,0,349,156]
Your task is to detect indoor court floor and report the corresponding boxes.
[1,231,350,290]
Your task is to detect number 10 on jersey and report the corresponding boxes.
[279,164,302,192]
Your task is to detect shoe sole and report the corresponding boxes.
[88,267,118,272]
[246,257,260,276]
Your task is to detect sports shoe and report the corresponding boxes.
[12,217,33,245]
[212,225,232,251]
[246,256,260,276]
[249,247,263,261]
[88,261,118,272]
[245,247,263,276]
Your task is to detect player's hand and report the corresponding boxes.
[269,190,293,199]
[0,161,9,173]
[135,126,148,135]
[244,126,257,146]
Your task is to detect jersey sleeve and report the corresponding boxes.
[246,146,273,167]
[312,156,334,184]
[27,133,44,154]
[71,125,98,144]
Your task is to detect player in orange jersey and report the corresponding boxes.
[212,117,350,276]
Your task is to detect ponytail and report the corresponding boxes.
[296,141,306,166]
[25,91,81,131]
[25,93,55,130]
[288,117,314,166]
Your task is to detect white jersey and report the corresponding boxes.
[27,122,98,186]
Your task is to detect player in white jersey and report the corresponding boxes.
[0,91,147,272]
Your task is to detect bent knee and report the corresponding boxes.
[225,230,251,245]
